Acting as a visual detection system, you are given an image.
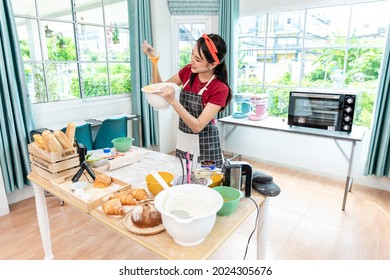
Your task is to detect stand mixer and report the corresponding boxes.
[232,94,251,118]
[248,94,268,121]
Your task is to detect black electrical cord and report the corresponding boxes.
[243,196,260,260]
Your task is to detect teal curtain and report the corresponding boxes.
[128,0,158,147]
[167,0,219,15]
[0,0,35,193]
[217,0,239,119]
[362,26,390,177]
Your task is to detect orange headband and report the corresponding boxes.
[202,34,220,64]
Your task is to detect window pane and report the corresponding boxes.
[109,63,131,95]
[37,0,73,20]
[104,0,129,27]
[239,15,267,50]
[266,87,290,118]
[80,63,109,97]
[264,49,302,87]
[305,6,350,48]
[178,23,205,69]
[237,50,264,86]
[349,2,389,46]
[106,26,130,61]
[26,63,47,103]
[302,48,346,88]
[46,62,79,102]
[15,18,42,61]
[267,11,305,49]
[41,21,76,61]
[12,0,36,16]
[78,24,106,61]
[76,0,103,25]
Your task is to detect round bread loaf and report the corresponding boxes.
[131,200,162,228]
[93,174,112,188]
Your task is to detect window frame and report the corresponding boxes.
[13,0,131,105]
[171,16,212,74]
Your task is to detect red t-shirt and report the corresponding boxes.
[178,64,229,108]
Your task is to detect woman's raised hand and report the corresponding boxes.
[142,40,154,55]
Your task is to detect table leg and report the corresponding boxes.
[341,141,356,211]
[32,182,54,260]
[256,197,269,259]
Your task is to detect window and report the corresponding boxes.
[13,0,130,104]
[237,1,388,127]
[172,17,211,73]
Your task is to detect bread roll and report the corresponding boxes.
[102,199,125,215]
[130,188,149,201]
[53,130,73,150]
[131,200,162,228]
[65,122,76,145]
[110,190,137,205]
[93,174,112,188]
[44,133,63,152]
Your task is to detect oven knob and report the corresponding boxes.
[344,116,351,122]
[346,97,354,104]
[343,124,350,131]
[344,107,352,113]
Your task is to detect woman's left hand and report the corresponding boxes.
[158,86,177,104]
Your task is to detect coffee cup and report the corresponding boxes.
[201,160,216,170]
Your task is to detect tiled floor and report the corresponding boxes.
[0,158,389,260]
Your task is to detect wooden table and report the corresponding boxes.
[28,148,268,260]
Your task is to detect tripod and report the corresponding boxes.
[71,142,96,183]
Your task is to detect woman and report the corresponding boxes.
[142,34,232,168]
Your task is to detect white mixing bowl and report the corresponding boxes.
[141,82,180,110]
[154,184,223,246]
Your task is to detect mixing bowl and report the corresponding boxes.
[145,171,175,195]
[112,137,133,152]
[154,184,223,246]
[141,83,180,110]
[212,186,243,216]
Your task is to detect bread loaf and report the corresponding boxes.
[131,200,162,228]
[93,174,112,188]
[65,122,76,145]
[102,199,125,215]
[44,133,63,152]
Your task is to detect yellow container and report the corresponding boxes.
[209,173,223,188]
[146,171,175,195]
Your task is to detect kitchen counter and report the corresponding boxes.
[28,147,268,260]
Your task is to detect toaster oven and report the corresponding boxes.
[287,89,357,133]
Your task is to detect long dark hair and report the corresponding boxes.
[189,33,232,111]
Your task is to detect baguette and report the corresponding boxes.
[41,130,51,139]
[53,130,73,150]
[65,122,76,145]
[32,134,44,150]
[45,133,63,152]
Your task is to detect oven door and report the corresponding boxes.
[288,92,342,130]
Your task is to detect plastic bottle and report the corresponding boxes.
[103,147,111,158]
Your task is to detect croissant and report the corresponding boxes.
[130,188,149,201]
[102,198,125,215]
[110,190,137,205]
